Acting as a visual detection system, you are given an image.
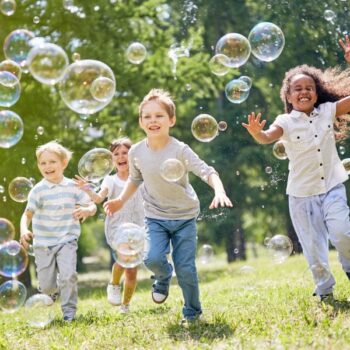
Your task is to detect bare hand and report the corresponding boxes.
[103,198,123,216]
[339,34,350,63]
[73,205,92,222]
[20,232,33,250]
[209,192,233,209]
[73,175,90,191]
[242,112,266,137]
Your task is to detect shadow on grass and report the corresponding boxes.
[166,318,235,342]
[322,298,350,314]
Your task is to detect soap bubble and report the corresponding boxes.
[248,22,285,62]
[0,60,22,80]
[208,54,230,76]
[78,148,114,183]
[324,9,336,22]
[0,71,20,107]
[273,140,287,160]
[72,52,80,61]
[0,280,27,313]
[218,121,228,131]
[27,43,69,85]
[3,29,35,67]
[160,158,185,182]
[310,263,331,286]
[238,75,252,90]
[215,33,251,68]
[0,110,24,148]
[0,218,15,244]
[266,234,293,264]
[126,42,147,64]
[111,223,145,268]
[342,158,350,174]
[197,244,214,264]
[225,79,250,104]
[339,145,345,155]
[25,294,55,328]
[33,16,40,24]
[0,0,16,16]
[191,114,218,142]
[37,126,44,135]
[8,177,33,202]
[0,240,29,278]
[265,166,272,174]
[59,59,116,114]
[90,77,115,102]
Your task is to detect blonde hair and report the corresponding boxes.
[36,141,73,162]
[109,137,132,153]
[138,88,176,118]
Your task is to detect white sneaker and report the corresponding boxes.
[107,284,121,306]
[152,291,168,304]
[120,304,130,314]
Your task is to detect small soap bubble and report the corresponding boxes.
[339,145,346,155]
[185,83,192,91]
[310,263,331,286]
[265,166,272,174]
[0,185,4,193]
[238,75,252,90]
[33,16,40,24]
[225,79,250,104]
[273,140,287,160]
[21,157,26,164]
[37,126,44,135]
[0,71,21,107]
[8,177,33,202]
[266,234,293,264]
[342,158,350,174]
[208,54,230,76]
[0,218,15,244]
[0,280,27,313]
[160,158,185,182]
[191,114,218,142]
[72,52,80,61]
[0,110,24,148]
[90,77,115,102]
[25,294,55,328]
[126,42,147,64]
[218,121,228,132]
[0,0,16,16]
[324,9,336,22]
[197,244,214,264]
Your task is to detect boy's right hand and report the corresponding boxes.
[20,232,33,250]
[242,112,266,137]
[103,198,123,216]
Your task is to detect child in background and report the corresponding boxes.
[242,35,350,301]
[20,141,96,321]
[74,137,144,314]
[103,89,232,323]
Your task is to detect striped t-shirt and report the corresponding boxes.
[26,177,93,247]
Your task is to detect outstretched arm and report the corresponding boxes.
[208,173,233,209]
[74,175,108,204]
[336,35,350,116]
[242,112,283,144]
[103,179,138,216]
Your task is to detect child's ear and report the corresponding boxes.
[286,93,292,104]
[62,158,69,170]
[170,115,176,127]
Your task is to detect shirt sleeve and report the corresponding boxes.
[181,144,218,184]
[272,114,288,140]
[77,188,94,206]
[128,146,143,186]
[321,102,337,123]
[25,188,39,213]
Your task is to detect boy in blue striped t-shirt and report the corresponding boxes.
[20,141,96,321]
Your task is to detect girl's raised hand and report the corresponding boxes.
[242,112,266,137]
[339,34,350,63]
[73,175,90,191]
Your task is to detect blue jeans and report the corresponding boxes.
[144,217,202,319]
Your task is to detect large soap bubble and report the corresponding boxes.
[126,42,147,64]
[248,22,285,62]
[0,110,24,148]
[78,148,114,183]
[0,71,20,107]
[111,223,145,268]
[273,140,287,160]
[225,79,250,104]
[0,59,22,80]
[0,218,15,244]
[215,33,251,68]
[266,234,293,264]
[59,59,116,114]
[0,280,27,313]
[197,244,214,264]
[3,29,35,67]
[27,43,69,85]
[160,158,185,182]
[208,54,230,76]
[191,114,218,142]
[8,177,33,202]
[0,240,29,278]
[25,294,55,328]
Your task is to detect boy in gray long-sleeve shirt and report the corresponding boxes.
[104,89,232,323]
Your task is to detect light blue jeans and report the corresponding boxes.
[289,183,350,296]
[144,217,202,320]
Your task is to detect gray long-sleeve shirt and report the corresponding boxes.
[129,137,217,220]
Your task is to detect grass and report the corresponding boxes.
[1,250,350,349]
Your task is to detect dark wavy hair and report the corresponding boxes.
[109,137,132,153]
[280,64,350,140]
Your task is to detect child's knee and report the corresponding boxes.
[59,271,77,286]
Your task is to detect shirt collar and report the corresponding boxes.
[290,106,319,119]
[42,177,70,188]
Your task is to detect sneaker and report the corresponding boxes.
[107,284,121,306]
[151,289,168,304]
[120,304,130,314]
[63,316,75,322]
[181,314,203,326]
[320,293,334,303]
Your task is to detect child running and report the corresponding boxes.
[20,141,97,321]
[103,89,232,323]
[74,137,144,313]
[242,35,350,301]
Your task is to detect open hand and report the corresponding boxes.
[242,112,266,137]
[73,175,91,191]
[209,192,233,209]
[103,198,123,216]
[339,34,350,63]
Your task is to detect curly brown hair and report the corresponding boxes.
[280,64,350,140]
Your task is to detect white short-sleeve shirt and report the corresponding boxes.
[272,102,348,197]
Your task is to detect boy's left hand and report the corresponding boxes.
[339,34,350,63]
[73,205,92,222]
[209,192,233,209]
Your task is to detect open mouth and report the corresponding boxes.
[299,97,310,102]
[118,161,127,166]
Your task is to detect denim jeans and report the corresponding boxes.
[144,217,202,319]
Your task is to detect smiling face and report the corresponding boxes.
[112,144,129,173]
[287,74,318,115]
[139,100,176,138]
[37,151,68,184]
